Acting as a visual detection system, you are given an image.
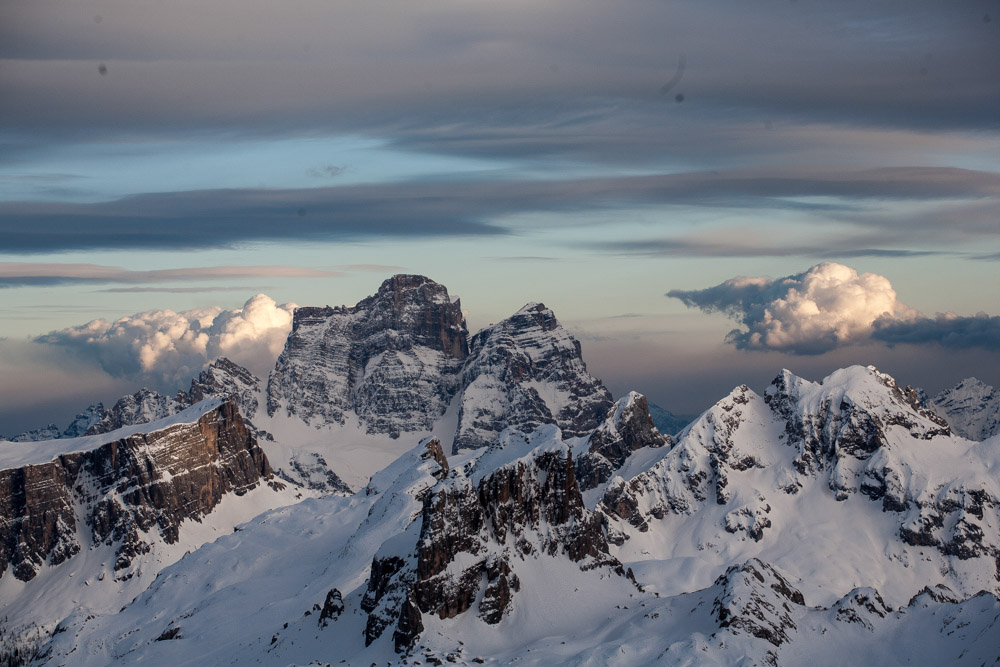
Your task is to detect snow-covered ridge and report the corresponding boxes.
[0,398,224,469]
[601,364,1000,607]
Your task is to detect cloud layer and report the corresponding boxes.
[668,262,1000,355]
[36,294,297,385]
[1,167,996,254]
[0,263,339,287]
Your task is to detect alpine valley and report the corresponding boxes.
[2,276,999,666]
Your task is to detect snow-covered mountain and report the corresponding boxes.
[3,275,999,666]
[929,377,1000,441]
[22,366,1000,665]
[0,399,308,663]
[10,275,613,495]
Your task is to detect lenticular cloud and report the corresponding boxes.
[37,294,297,385]
[667,263,920,354]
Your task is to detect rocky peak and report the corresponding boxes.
[711,559,806,647]
[85,387,182,436]
[930,377,1000,441]
[266,275,468,435]
[181,357,261,421]
[764,365,951,474]
[453,302,613,453]
[355,275,469,360]
[576,391,669,491]
[362,439,627,653]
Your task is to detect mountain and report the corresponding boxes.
[266,274,469,436]
[0,399,308,664]
[929,377,1000,441]
[599,366,998,604]
[647,402,695,436]
[5,276,613,495]
[3,275,999,666]
[453,302,614,453]
[25,367,1000,665]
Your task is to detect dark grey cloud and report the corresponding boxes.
[0,263,339,287]
[604,237,949,260]
[1,0,996,169]
[873,314,1000,350]
[1,167,995,253]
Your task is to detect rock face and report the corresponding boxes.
[267,275,469,436]
[362,437,627,653]
[929,377,1000,441]
[712,559,805,647]
[453,303,613,453]
[575,391,669,492]
[181,357,262,422]
[0,399,274,582]
[262,276,612,454]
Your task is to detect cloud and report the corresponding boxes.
[0,263,339,287]
[36,294,297,384]
[873,313,1000,350]
[668,263,921,354]
[2,0,996,146]
[0,167,996,254]
[669,262,1000,354]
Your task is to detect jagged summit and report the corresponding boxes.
[930,377,1000,441]
[266,274,468,434]
[453,301,613,453]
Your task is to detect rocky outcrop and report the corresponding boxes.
[575,392,669,491]
[85,388,182,436]
[267,275,469,436]
[0,399,274,582]
[764,367,951,475]
[181,357,262,422]
[929,377,1000,441]
[363,440,627,653]
[453,303,613,453]
[7,358,263,444]
[712,559,805,647]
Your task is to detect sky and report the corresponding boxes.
[1,0,998,434]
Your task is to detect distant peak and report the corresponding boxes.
[377,274,441,293]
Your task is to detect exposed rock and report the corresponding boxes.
[181,357,262,421]
[0,399,273,582]
[363,442,626,652]
[85,387,182,436]
[267,275,468,436]
[453,303,613,453]
[831,587,890,631]
[929,377,1000,441]
[575,392,669,491]
[318,588,344,627]
[712,559,805,647]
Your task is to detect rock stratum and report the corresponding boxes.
[0,398,275,583]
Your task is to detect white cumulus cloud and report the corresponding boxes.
[37,294,297,385]
[668,262,921,354]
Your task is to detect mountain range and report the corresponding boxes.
[1,275,998,666]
